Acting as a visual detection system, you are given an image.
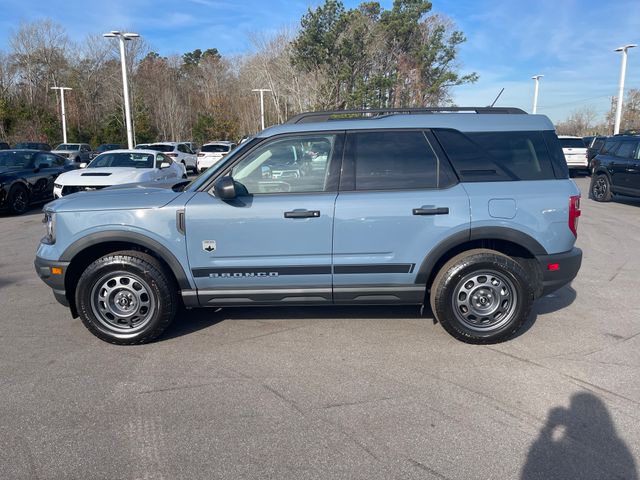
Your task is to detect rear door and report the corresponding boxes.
[332,130,470,304]
[184,132,343,305]
[626,140,640,194]
[611,140,636,192]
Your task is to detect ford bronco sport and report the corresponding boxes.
[35,107,582,345]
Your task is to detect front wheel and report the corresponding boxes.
[430,249,534,344]
[591,173,612,202]
[7,185,29,215]
[75,251,179,344]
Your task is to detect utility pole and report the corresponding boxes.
[51,87,72,143]
[613,44,637,135]
[252,88,272,131]
[103,31,140,148]
[531,75,543,114]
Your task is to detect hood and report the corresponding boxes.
[46,180,190,213]
[57,167,151,186]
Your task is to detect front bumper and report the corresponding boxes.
[34,256,70,307]
[536,247,582,296]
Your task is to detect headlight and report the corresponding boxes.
[42,211,56,245]
[54,183,62,189]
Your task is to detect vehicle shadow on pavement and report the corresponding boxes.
[513,285,577,339]
[521,392,638,480]
[160,305,423,341]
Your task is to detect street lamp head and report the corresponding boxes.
[615,44,637,52]
[103,33,117,38]
[531,74,544,80]
[123,33,140,38]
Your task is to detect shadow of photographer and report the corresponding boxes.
[521,392,637,480]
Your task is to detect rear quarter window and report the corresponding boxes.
[433,129,559,182]
[601,140,620,155]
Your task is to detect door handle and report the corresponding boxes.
[413,206,449,216]
[284,210,320,218]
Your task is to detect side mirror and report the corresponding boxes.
[160,162,171,169]
[79,163,87,169]
[213,176,237,200]
[33,165,41,173]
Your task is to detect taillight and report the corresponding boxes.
[569,195,581,237]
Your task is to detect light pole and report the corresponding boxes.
[531,75,543,114]
[252,88,272,131]
[103,31,139,149]
[613,44,637,135]
[50,86,72,144]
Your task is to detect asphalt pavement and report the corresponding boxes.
[1,176,639,479]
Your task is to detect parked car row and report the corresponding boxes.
[0,147,188,215]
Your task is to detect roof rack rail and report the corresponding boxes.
[286,107,527,124]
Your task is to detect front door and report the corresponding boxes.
[185,132,343,306]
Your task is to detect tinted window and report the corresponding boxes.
[0,151,34,168]
[201,144,231,153]
[156,154,172,167]
[56,144,80,151]
[147,144,175,153]
[592,138,606,151]
[231,134,336,194]
[615,141,637,159]
[349,131,454,190]
[601,140,620,155]
[559,138,586,149]
[435,130,556,182]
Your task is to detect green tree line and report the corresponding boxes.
[0,0,477,147]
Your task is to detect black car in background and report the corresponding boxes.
[0,150,77,215]
[590,136,640,202]
[14,142,52,151]
[583,135,607,164]
[0,141,9,150]
[89,143,124,160]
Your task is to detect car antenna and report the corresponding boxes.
[489,88,505,108]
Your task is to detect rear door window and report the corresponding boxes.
[434,129,556,181]
[614,141,637,159]
[601,140,620,156]
[348,131,455,191]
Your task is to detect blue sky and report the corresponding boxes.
[1,0,639,123]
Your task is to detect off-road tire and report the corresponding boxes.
[590,173,612,202]
[430,249,535,344]
[75,250,178,345]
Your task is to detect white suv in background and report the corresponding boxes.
[197,141,236,173]
[558,136,588,175]
[146,142,197,173]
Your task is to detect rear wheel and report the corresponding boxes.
[75,251,178,345]
[7,185,29,215]
[591,173,612,202]
[430,249,534,344]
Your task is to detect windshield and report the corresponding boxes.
[15,142,44,149]
[88,152,155,169]
[201,144,231,153]
[0,151,35,168]
[560,138,586,149]
[147,144,175,153]
[97,144,120,152]
[56,144,80,151]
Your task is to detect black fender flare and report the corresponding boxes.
[60,230,192,290]
[414,227,547,285]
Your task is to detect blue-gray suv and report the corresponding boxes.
[35,107,582,345]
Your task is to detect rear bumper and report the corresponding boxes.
[34,256,70,307]
[536,247,582,296]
